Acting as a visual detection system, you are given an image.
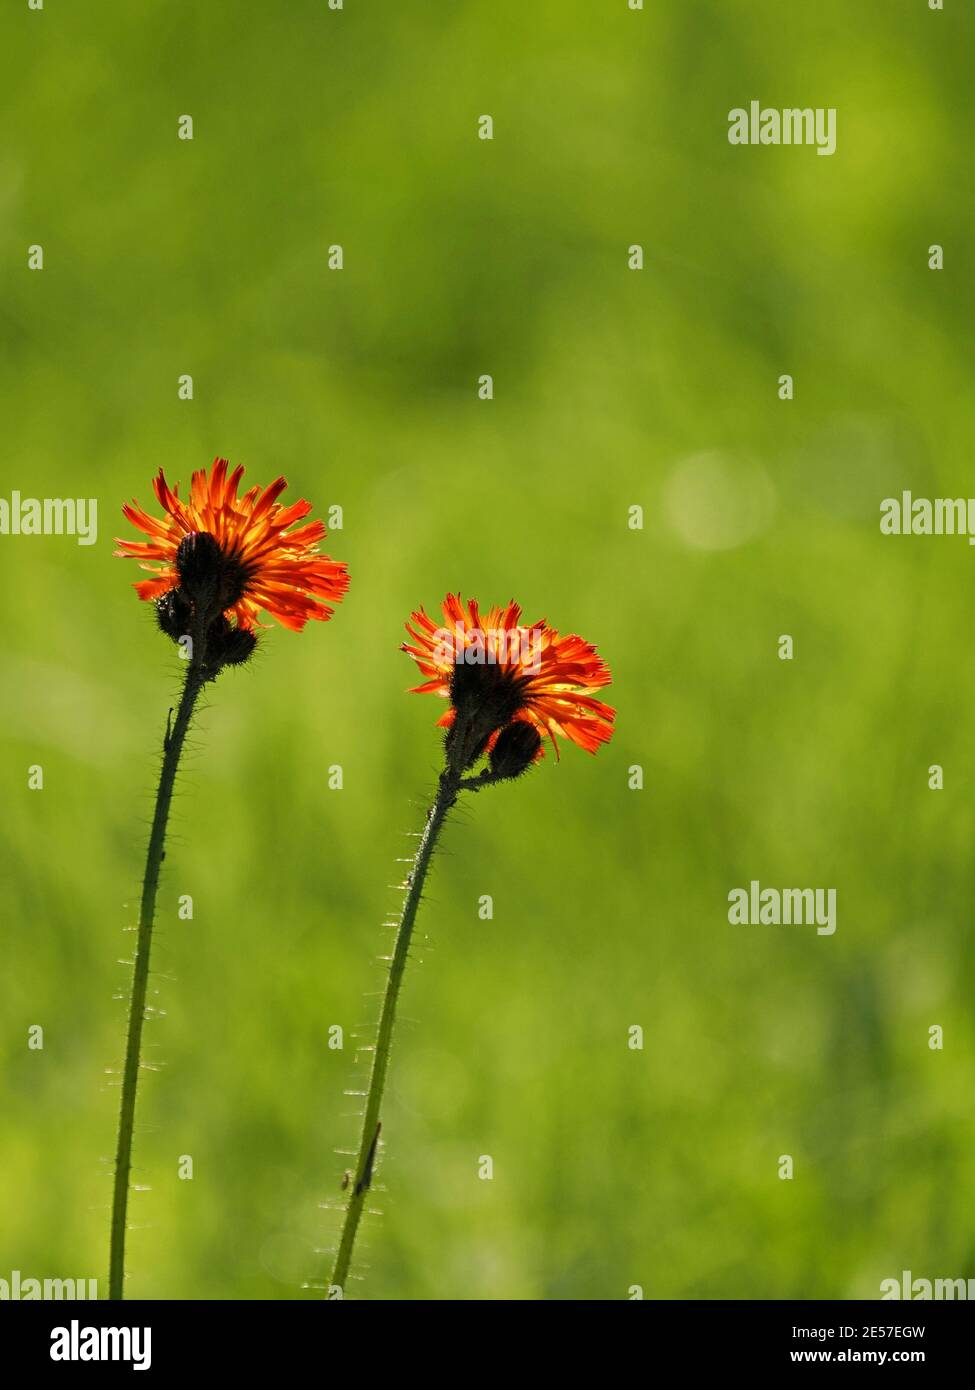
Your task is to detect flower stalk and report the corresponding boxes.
[329,750,463,1295]
[108,624,208,1300]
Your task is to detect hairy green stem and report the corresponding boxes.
[109,643,207,1300]
[329,762,462,1296]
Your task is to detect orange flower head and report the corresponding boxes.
[114,457,350,633]
[403,594,615,761]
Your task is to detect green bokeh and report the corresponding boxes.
[1,0,972,1300]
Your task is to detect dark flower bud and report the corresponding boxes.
[206,616,257,670]
[155,588,193,643]
[489,721,542,780]
[176,531,247,618]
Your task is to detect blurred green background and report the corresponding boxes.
[1,0,973,1300]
